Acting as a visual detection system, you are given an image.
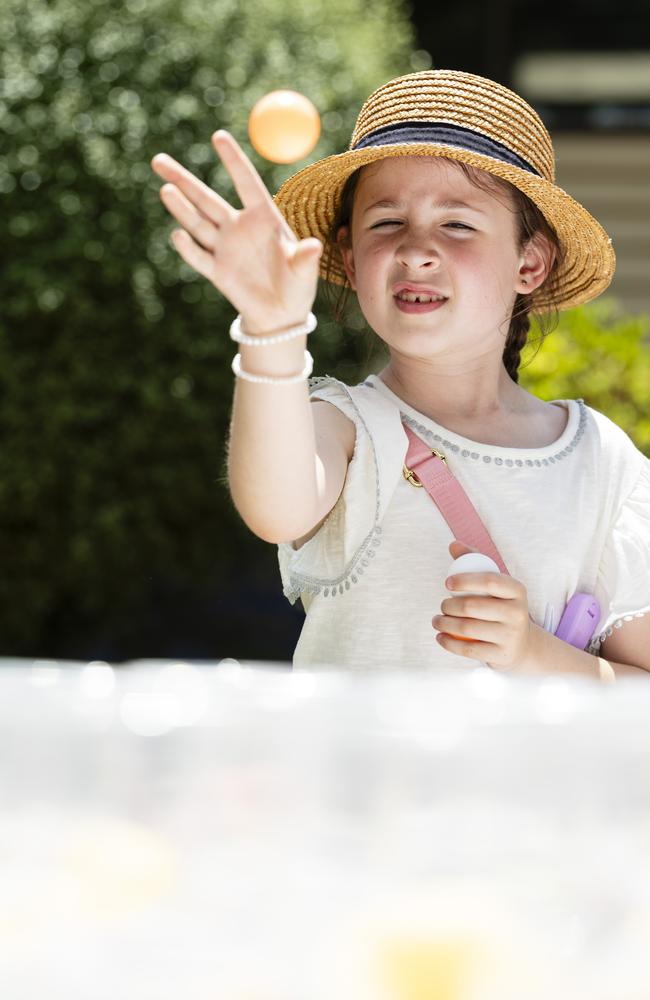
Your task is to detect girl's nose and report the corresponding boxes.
[397,238,441,270]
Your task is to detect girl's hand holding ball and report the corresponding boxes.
[433,540,538,672]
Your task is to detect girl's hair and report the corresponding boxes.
[323,160,565,383]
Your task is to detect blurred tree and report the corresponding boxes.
[0,0,418,659]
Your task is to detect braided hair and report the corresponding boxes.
[503,295,532,384]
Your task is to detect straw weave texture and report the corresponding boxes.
[274,70,615,313]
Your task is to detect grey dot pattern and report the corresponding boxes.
[400,400,587,470]
[589,611,647,652]
[283,382,589,604]
[282,376,385,604]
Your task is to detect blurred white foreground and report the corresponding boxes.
[1,658,649,1000]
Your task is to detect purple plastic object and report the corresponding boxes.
[554,593,601,650]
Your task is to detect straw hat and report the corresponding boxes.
[274,69,616,312]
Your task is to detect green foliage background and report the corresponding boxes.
[519,301,650,456]
[0,0,420,658]
[1,0,648,660]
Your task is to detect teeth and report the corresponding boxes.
[396,291,445,303]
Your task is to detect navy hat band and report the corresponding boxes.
[352,121,541,177]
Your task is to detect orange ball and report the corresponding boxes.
[248,90,321,164]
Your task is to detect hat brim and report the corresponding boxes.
[273,142,616,313]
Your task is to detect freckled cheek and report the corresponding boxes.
[459,254,504,297]
[354,248,392,302]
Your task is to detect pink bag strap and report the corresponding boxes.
[402,423,509,576]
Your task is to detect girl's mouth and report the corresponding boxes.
[394,293,448,313]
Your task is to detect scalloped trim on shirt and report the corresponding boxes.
[282,376,384,603]
[284,376,589,603]
[587,610,648,655]
[365,376,588,468]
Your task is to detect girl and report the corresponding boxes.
[151,69,650,680]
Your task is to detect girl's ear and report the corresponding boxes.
[516,232,555,296]
[336,225,357,290]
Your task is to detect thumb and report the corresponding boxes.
[448,539,477,560]
[290,237,323,271]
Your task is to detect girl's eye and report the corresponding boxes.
[370,220,475,231]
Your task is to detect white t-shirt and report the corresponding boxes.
[278,374,650,671]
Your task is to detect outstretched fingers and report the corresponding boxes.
[151,131,313,314]
[169,228,216,282]
[212,130,295,241]
[151,153,233,227]
[158,184,218,253]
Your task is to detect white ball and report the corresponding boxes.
[448,553,500,576]
[448,553,500,596]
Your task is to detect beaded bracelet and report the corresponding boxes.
[229,312,317,346]
[231,350,314,384]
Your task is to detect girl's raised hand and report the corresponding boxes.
[151,131,323,334]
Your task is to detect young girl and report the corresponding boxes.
[151,69,650,680]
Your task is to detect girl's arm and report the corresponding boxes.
[152,132,352,544]
[523,619,650,681]
[228,391,355,544]
[227,340,318,543]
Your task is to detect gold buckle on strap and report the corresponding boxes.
[403,448,447,487]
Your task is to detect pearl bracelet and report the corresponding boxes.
[231,350,314,384]
[229,312,317,346]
